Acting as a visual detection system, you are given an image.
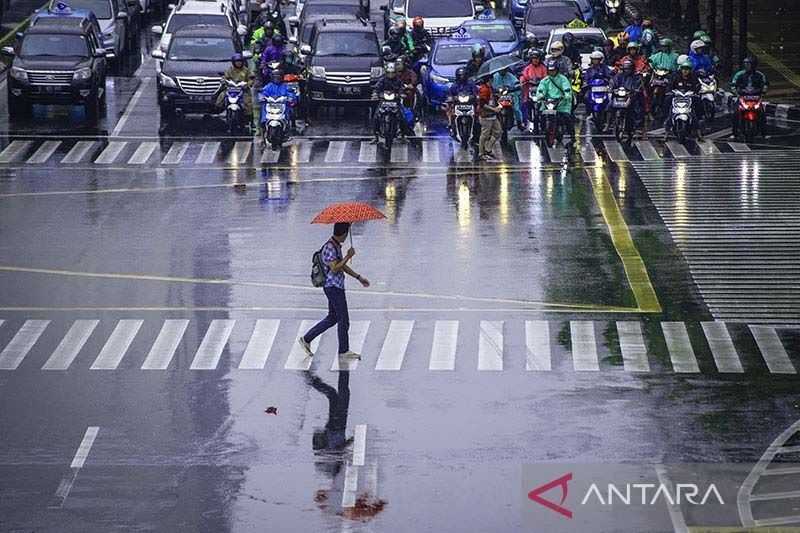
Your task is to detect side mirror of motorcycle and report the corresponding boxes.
[237,24,247,36]
[300,44,312,55]
[1,46,15,57]
[151,49,165,59]
[242,50,253,59]
[151,24,163,35]
[289,35,298,44]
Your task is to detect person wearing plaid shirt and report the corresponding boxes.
[300,222,370,359]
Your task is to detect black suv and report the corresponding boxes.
[2,16,109,120]
[153,24,248,122]
[303,20,382,106]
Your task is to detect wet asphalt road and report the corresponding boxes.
[1,9,800,533]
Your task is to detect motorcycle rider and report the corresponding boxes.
[464,44,486,79]
[410,16,432,58]
[688,39,715,73]
[446,66,478,135]
[603,38,622,66]
[731,55,768,137]
[218,53,255,122]
[665,60,703,140]
[371,62,414,143]
[623,14,643,44]
[259,68,298,138]
[649,38,678,73]
[492,65,523,130]
[548,41,573,78]
[617,41,649,74]
[250,19,276,50]
[561,32,581,67]
[520,50,547,129]
[535,58,573,139]
[611,58,646,138]
[640,19,657,57]
[396,57,418,111]
[261,34,287,73]
[395,18,415,53]
[385,26,412,58]
[261,2,287,39]
[583,50,614,83]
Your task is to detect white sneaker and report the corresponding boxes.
[298,337,314,357]
[339,351,361,360]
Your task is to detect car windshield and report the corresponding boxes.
[168,36,234,61]
[526,5,580,25]
[407,0,472,18]
[52,0,111,19]
[433,44,472,65]
[465,24,516,42]
[302,4,361,18]
[20,33,89,57]
[167,14,229,33]
[314,31,376,56]
[554,33,604,54]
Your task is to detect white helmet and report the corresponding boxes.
[550,41,564,56]
[589,50,604,61]
[690,39,706,53]
[677,53,689,65]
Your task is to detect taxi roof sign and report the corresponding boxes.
[451,26,471,40]
[52,1,73,14]
[476,10,495,20]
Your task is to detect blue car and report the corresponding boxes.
[420,34,493,108]
[508,0,528,28]
[460,18,522,56]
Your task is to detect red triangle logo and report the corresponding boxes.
[528,472,573,519]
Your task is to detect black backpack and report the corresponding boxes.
[311,241,331,287]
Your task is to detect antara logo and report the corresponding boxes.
[528,472,573,519]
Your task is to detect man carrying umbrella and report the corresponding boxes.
[299,222,371,360]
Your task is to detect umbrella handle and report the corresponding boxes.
[349,231,355,265]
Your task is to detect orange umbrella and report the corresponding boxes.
[311,202,386,248]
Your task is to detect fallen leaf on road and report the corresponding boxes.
[264,406,278,415]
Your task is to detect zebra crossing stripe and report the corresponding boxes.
[358,141,377,163]
[195,142,220,164]
[665,141,691,158]
[239,319,280,370]
[161,141,189,164]
[429,320,458,370]
[190,320,235,370]
[696,140,722,155]
[750,326,796,374]
[375,320,414,370]
[603,140,628,162]
[141,319,189,370]
[547,145,566,164]
[570,320,599,371]
[90,320,143,370]
[128,141,158,165]
[61,141,96,164]
[324,141,347,163]
[0,140,33,163]
[515,140,532,163]
[634,140,660,161]
[261,145,281,163]
[43,320,99,370]
[701,322,744,373]
[0,320,50,370]
[728,142,751,152]
[422,140,439,163]
[390,143,408,163]
[661,322,700,373]
[525,320,551,371]
[478,321,504,371]
[285,320,320,370]
[26,140,61,164]
[579,142,598,163]
[94,141,127,164]
[228,141,252,165]
[293,141,312,163]
[452,140,472,163]
[617,321,650,372]
[331,320,369,371]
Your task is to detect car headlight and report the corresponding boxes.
[10,66,28,82]
[431,72,449,84]
[310,66,326,79]
[370,66,383,79]
[73,68,92,82]
[158,72,177,88]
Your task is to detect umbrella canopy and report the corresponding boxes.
[474,53,525,80]
[311,202,386,224]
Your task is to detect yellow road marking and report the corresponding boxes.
[587,168,662,313]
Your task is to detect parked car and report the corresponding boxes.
[48,0,133,60]
[2,15,110,119]
[523,0,583,43]
[460,17,522,56]
[546,27,606,68]
[419,35,493,107]
[382,0,479,39]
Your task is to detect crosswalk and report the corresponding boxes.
[0,317,796,374]
[632,151,800,325]
[0,136,761,168]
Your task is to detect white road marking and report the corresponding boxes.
[141,319,189,370]
[707,127,733,140]
[331,320,369,371]
[290,140,312,163]
[196,141,221,164]
[227,141,252,165]
[579,143,598,163]
[358,141,377,163]
[661,322,700,373]
[342,464,358,508]
[111,77,152,137]
[0,320,50,370]
[422,140,440,163]
[90,320,143,370]
[570,320,599,371]
[701,322,744,373]
[352,424,367,466]
[94,141,127,164]
[61,141,97,164]
[429,320,458,370]
[324,141,347,163]
[525,320,551,371]
[478,320,503,371]
[26,140,61,164]
[515,140,533,163]
[51,426,100,509]
[127,141,158,165]
[617,321,650,372]
[452,140,473,163]
[750,325,795,374]
[260,145,281,163]
[390,143,408,163]
[546,145,565,163]
[728,141,751,152]
[43,320,99,370]
[634,140,660,161]
[696,139,722,155]
[239,319,280,370]
[655,465,690,533]
[0,140,33,163]
[190,319,235,370]
[602,140,628,162]
[665,141,691,158]
[161,142,189,164]
[285,320,322,370]
[375,320,414,371]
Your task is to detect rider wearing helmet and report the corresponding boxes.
[688,39,715,73]
[261,34,286,68]
[410,16,432,53]
[548,41,573,77]
[259,67,298,136]
[218,53,255,117]
[250,19,276,50]
[611,58,647,138]
[372,62,414,142]
[464,44,487,79]
[617,41,649,75]
[492,65,523,129]
[624,14,644,44]
[649,38,679,72]
[535,58,573,134]
[521,49,547,127]
[640,19,657,57]
[385,24,412,57]
[561,32,581,67]
[731,56,768,137]
[446,66,478,135]
[665,60,703,139]
[583,50,614,83]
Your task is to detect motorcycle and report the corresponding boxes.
[698,70,717,124]
[497,85,516,146]
[260,94,290,151]
[452,92,476,148]
[611,86,634,144]
[224,79,250,135]
[736,89,764,143]
[586,77,611,133]
[376,90,400,152]
[541,97,562,147]
[526,81,541,135]
[649,68,671,120]
[603,0,624,26]
[669,89,697,144]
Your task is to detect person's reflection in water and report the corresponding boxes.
[307,370,351,454]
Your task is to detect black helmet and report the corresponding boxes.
[545,58,558,71]
[562,32,574,46]
[272,34,284,46]
[388,26,401,39]
[621,58,634,72]
[231,52,244,65]
[528,49,543,61]
[743,55,758,69]
[270,68,283,83]
[455,67,467,82]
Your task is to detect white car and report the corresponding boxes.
[384,0,478,39]
[546,27,607,69]
[152,0,246,58]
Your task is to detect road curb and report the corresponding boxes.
[716,90,800,121]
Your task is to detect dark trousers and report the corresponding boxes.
[304,286,349,353]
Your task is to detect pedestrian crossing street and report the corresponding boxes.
[632,151,800,325]
[0,317,796,375]
[0,136,758,168]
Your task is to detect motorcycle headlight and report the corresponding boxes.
[73,68,92,82]
[310,66,326,79]
[158,72,177,88]
[370,66,384,79]
[431,72,449,85]
[606,0,620,6]
[10,66,28,82]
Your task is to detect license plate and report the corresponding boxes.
[338,86,360,95]
[456,105,473,112]
[189,95,212,102]
[591,86,609,92]
[542,109,557,115]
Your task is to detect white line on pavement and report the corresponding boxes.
[570,320,599,371]
[390,143,408,163]
[617,321,650,372]
[342,464,358,508]
[661,322,700,373]
[375,320,414,371]
[190,320,235,370]
[422,140,439,163]
[61,141,97,164]
[525,320,551,371]
[324,141,347,163]
[579,142,598,163]
[701,322,744,373]
[196,141,221,164]
[285,320,321,370]
[358,140,377,164]
[728,141,751,152]
[353,424,367,467]
[128,141,158,165]
[90,320,143,370]
[429,320,458,370]
[602,140,628,162]
[26,140,61,164]
[478,320,503,371]
[634,140,660,161]
[43,320,99,370]
[0,140,33,163]
[228,141,252,165]
[111,77,152,137]
[261,144,281,163]
[94,141,128,164]
[331,320,369,371]
[51,426,100,509]
[239,319,280,370]
[0,320,50,370]
[161,141,189,164]
[141,319,189,370]
[750,326,796,374]
[655,465,690,533]
[665,141,691,158]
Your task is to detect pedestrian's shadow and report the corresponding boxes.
[306,369,352,477]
